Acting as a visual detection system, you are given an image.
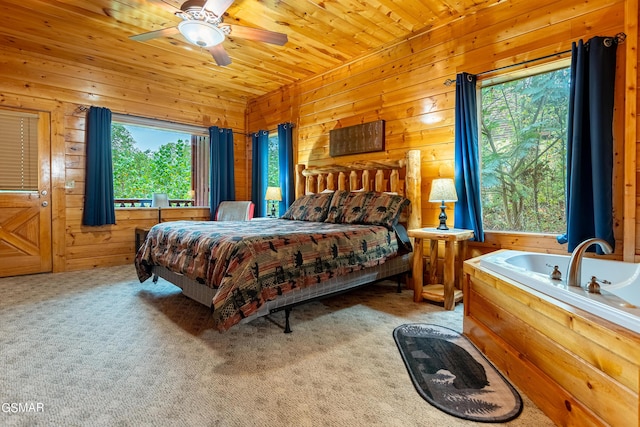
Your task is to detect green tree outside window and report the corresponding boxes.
[267,132,280,187]
[480,67,570,233]
[111,123,193,200]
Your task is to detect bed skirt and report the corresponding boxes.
[151,252,411,325]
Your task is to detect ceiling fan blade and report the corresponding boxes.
[207,44,232,66]
[130,26,180,42]
[203,0,234,17]
[228,25,288,46]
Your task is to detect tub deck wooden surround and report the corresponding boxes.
[463,251,640,427]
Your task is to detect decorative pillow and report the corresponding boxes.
[359,192,411,229]
[281,192,333,222]
[305,188,335,195]
[325,191,410,229]
[324,190,353,223]
[394,223,413,255]
[338,192,371,223]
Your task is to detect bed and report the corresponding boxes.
[135,149,422,332]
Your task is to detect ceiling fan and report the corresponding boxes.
[129,0,288,66]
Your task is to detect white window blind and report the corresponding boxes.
[0,110,38,191]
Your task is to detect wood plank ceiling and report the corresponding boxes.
[0,0,499,102]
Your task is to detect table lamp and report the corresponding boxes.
[429,178,458,230]
[264,186,282,218]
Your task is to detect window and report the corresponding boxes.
[111,116,208,206]
[0,110,38,191]
[479,66,570,234]
[267,131,280,187]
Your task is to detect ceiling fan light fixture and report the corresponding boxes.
[178,20,224,47]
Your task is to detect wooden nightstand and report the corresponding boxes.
[407,227,474,310]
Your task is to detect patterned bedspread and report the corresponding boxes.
[134,219,401,331]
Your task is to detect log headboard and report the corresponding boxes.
[294,149,422,231]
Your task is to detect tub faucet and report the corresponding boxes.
[567,238,613,288]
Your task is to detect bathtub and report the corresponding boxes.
[479,250,640,334]
[465,251,640,427]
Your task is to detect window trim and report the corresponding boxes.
[110,115,208,207]
[477,59,571,234]
[478,58,571,89]
[111,113,208,136]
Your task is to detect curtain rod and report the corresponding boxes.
[443,32,627,86]
[78,106,290,138]
[248,122,295,137]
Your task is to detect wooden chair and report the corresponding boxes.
[151,193,170,207]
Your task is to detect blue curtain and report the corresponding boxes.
[209,126,235,220]
[251,130,269,217]
[277,123,294,215]
[558,36,618,252]
[83,106,116,226]
[453,73,484,241]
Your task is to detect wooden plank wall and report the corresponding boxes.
[0,45,248,272]
[247,0,633,258]
[630,0,640,262]
[0,0,637,272]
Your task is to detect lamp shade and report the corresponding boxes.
[265,186,282,201]
[429,178,458,202]
[178,20,225,47]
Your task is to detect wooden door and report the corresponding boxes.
[0,110,52,277]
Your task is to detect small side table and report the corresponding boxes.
[407,227,474,310]
[135,227,151,254]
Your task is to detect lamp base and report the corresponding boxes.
[269,200,277,218]
[436,202,449,230]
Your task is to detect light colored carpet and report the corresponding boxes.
[0,266,555,426]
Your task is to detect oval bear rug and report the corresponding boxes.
[393,324,523,423]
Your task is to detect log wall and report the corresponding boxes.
[247,0,636,258]
[0,0,637,272]
[0,45,248,272]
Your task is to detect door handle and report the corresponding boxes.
[41,201,48,207]
[41,190,48,196]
